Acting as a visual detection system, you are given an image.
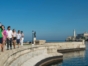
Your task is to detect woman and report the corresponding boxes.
[17,30,21,48]
[0,25,3,52]
[2,25,7,51]
[20,31,24,46]
[12,29,17,49]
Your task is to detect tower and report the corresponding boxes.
[74,29,76,38]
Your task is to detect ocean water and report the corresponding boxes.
[24,40,65,43]
[48,42,88,66]
[46,40,65,42]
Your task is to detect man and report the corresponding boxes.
[0,24,3,52]
[0,22,2,26]
[17,30,21,48]
[33,31,36,44]
[6,26,13,50]
[20,31,24,46]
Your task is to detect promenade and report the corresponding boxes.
[0,41,85,66]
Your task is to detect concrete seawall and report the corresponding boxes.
[0,41,85,66]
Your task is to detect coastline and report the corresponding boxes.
[0,41,85,66]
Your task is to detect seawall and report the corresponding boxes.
[0,41,85,66]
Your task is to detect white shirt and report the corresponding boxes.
[7,30,13,38]
[21,33,24,38]
[12,32,17,37]
[17,33,21,39]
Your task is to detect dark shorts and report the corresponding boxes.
[13,37,16,40]
[0,38,3,44]
[17,39,20,44]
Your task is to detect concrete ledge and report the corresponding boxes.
[57,48,85,53]
[35,40,46,45]
[0,41,85,66]
[35,56,63,66]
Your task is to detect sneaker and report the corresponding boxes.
[7,49,9,50]
[10,48,12,50]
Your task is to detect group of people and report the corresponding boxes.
[0,24,24,52]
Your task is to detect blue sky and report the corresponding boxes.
[0,0,88,41]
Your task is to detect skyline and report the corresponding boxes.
[0,0,88,41]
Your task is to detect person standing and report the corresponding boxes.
[0,22,2,26]
[17,30,21,48]
[2,25,7,51]
[6,26,13,50]
[0,25,3,52]
[12,29,17,49]
[20,31,24,46]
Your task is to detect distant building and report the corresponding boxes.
[66,29,76,41]
[76,32,88,40]
[66,30,88,41]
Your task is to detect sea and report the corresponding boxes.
[24,40,65,43]
[46,40,65,42]
[47,42,88,66]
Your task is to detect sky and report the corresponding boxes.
[0,0,88,41]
